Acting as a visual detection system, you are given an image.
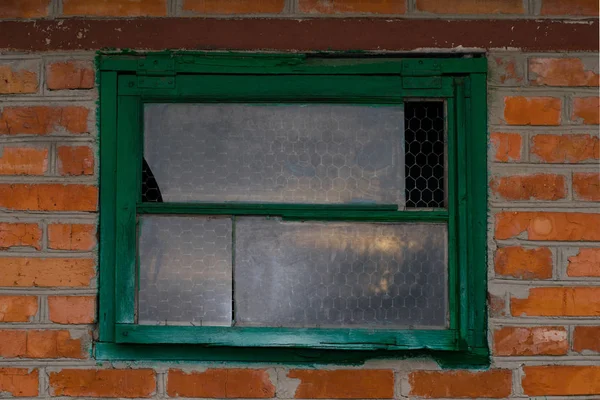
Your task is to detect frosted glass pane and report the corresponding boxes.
[143,104,405,205]
[234,218,447,328]
[137,216,232,326]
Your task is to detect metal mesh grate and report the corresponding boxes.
[404,102,446,208]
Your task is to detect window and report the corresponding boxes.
[98,54,488,366]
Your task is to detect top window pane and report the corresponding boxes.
[143,104,405,205]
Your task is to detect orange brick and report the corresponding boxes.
[530,58,599,87]
[50,369,156,398]
[490,133,522,162]
[0,258,95,287]
[300,0,405,14]
[0,222,41,250]
[63,0,167,16]
[523,366,600,396]
[504,96,561,126]
[288,369,394,399]
[488,293,507,317]
[168,369,275,398]
[0,146,48,175]
[0,296,38,322]
[0,62,38,94]
[572,97,600,124]
[184,0,284,14]
[573,172,600,201]
[490,174,566,201]
[495,246,552,279]
[531,134,599,163]
[541,0,599,16]
[494,212,600,241]
[48,296,95,324]
[0,106,89,135]
[573,326,600,353]
[0,0,50,18]
[416,0,523,14]
[0,330,26,357]
[0,184,97,211]
[568,248,600,277]
[57,146,94,176]
[48,224,96,251]
[26,330,85,359]
[0,368,38,397]
[494,326,568,356]
[47,61,94,90]
[409,370,512,398]
[511,287,600,317]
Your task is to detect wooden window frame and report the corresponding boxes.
[97,53,488,367]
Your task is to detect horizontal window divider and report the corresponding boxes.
[115,324,458,351]
[138,202,399,212]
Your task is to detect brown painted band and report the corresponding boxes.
[0,18,598,52]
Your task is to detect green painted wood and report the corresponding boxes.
[99,71,118,342]
[446,95,458,332]
[114,95,140,324]
[138,203,399,212]
[116,324,457,351]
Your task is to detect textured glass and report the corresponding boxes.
[143,104,405,205]
[405,102,446,208]
[137,216,232,326]
[234,218,447,328]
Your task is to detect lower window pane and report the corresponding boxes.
[234,218,447,328]
[137,215,232,326]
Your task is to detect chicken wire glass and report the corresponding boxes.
[137,215,232,326]
[143,104,405,205]
[234,218,447,328]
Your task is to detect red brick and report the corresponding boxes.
[494,212,600,241]
[0,330,26,357]
[0,0,50,18]
[0,258,95,287]
[0,296,37,322]
[416,0,522,14]
[573,326,600,353]
[567,248,600,277]
[490,174,566,201]
[184,0,284,14]
[63,0,166,16]
[488,293,507,317]
[531,134,599,163]
[0,106,89,135]
[26,330,86,359]
[504,96,561,126]
[489,56,525,86]
[57,146,94,175]
[490,133,521,162]
[494,246,552,279]
[573,172,600,201]
[0,146,48,175]
[167,368,275,398]
[0,368,38,397]
[48,296,95,324]
[288,369,394,399]
[48,223,96,251]
[541,0,599,16]
[522,366,600,396]
[494,326,568,356]
[0,222,41,250]
[511,287,600,317]
[572,97,599,124]
[409,370,512,398]
[0,62,38,93]
[300,0,405,14]
[47,61,94,90]
[0,184,98,211]
[49,369,156,398]
[529,58,599,87]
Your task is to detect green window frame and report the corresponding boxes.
[97,53,488,367]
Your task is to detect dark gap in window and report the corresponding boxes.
[404,102,445,208]
[142,158,163,202]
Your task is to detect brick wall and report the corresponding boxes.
[0,0,598,398]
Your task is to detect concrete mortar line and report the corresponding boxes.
[0,136,97,144]
[0,214,97,222]
[0,176,97,183]
[0,250,96,257]
[0,288,97,295]
[493,240,600,247]
[491,317,600,325]
[490,205,600,211]
[489,162,600,170]
[487,124,600,133]
[0,94,98,102]
[489,278,600,286]
[489,86,600,95]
